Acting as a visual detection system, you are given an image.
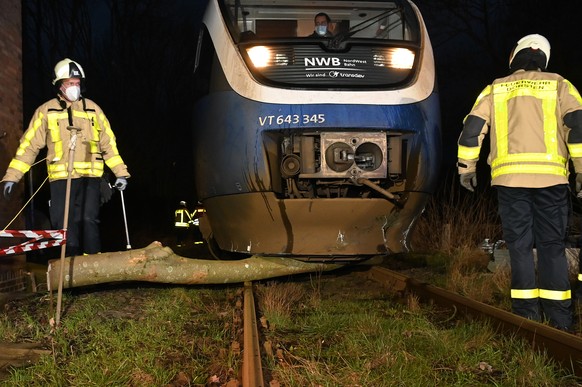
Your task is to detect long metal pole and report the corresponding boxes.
[54,127,80,328]
[119,190,131,249]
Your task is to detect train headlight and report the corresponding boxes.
[388,48,415,69]
[247,46,271,68]
[246,46,289,67]
[374,48,415,69]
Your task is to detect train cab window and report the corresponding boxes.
[218,0,421,88]
[221,0,419,42]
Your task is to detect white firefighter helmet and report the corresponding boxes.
[509,34,551,69]
[52,58,85,85]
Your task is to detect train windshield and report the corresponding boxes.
[222,0,419,43]
[217,0,422,89]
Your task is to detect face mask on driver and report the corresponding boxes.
[63,85,81,102]
[316,25,328,36]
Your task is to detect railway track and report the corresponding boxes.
[239,265,582,385]
[2,259,580,383]
[242,281,264,387]
[366,265,582,377]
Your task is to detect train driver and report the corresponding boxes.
[308,12,335,38]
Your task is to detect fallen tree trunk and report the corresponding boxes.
[47,241,370,290]
[0,342,52,370]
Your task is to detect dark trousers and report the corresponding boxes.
[49,177,101,256]
[176,227,189,246]
[497,184,572,329]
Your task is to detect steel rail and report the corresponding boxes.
[367,266,582,377]
[242,281,264,387]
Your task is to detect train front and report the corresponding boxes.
[194,0,441,259]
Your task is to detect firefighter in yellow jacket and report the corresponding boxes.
[1,58,130,256]
[174,201,193,247]
[457,35,582,330]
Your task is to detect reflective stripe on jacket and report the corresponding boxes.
[175,208,192,228]
[457,70,582,188]
[2,97,129,183]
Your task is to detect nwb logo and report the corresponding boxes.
[304,57,341,67]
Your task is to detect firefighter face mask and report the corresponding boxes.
[60,80,81,102]
[64,85,81,102]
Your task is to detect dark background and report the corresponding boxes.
[19,0,582,252]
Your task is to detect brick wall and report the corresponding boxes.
[0,0,24,237]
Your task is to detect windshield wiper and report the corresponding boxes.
[234,0,250,32]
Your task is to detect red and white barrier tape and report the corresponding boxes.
[0,229,66,256]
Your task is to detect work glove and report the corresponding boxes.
[114,177,128,191]
[100,177,113,205]
[3,181,15,200]
[460,172,477,192]
[576,173,582,198]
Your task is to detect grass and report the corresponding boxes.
[413,179,581,308]
[412,178,504,255]
[0,285,240,386]
[2,180,581,385]
[401,179,518,308]
[1,267,579,386]
[256,278,579,386]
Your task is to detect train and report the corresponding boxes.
[193,0,441,260]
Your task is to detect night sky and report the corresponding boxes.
[19,0,582,251]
